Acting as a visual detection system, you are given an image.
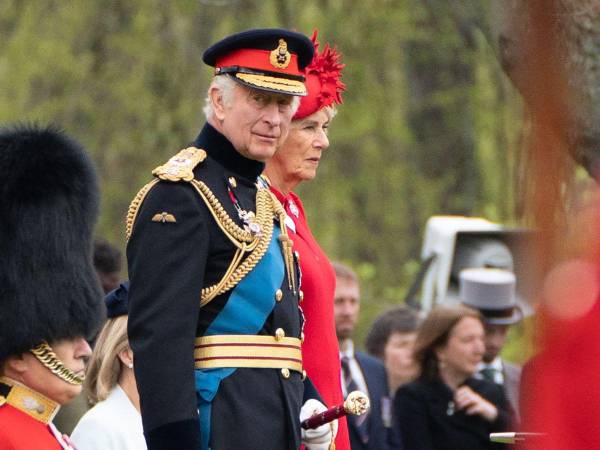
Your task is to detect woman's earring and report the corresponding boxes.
[127,363,133,369]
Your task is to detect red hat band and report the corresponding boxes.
[216,48,303,79]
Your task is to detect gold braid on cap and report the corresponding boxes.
[30,342,84,386]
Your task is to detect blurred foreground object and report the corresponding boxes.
[489,432,547,444]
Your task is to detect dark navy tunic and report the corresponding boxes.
[127,123,305,450]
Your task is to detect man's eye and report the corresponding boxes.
[252,94,268,105]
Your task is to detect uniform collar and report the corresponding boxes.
[194,123,265,180]
[0,376,60,424]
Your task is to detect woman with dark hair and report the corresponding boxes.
[365,307,422,395]
[394,305,510,450]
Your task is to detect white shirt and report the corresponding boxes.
[476,357,505,384]
[339,339,369,398]
[71,385,146,450]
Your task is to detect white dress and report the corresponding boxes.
[71,385,147,450]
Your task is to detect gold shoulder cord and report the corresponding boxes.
[126,178,160,241]
[125,147,296,307]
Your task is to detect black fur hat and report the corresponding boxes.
[0,124,104,360]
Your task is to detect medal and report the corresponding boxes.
[227,185,262,237]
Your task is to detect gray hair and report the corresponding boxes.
[203,75,301,120]
[203,75,238,121]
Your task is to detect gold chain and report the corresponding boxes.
[30,342,84,386]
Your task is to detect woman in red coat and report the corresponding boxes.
[263,30,349,450]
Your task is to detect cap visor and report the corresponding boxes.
[235,72,307,96]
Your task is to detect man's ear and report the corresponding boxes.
[209,86,226,122]
[3,353,29,376]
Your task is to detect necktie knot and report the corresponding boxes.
[480,366,497,382]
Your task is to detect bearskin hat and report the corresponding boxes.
[0,124,104,361]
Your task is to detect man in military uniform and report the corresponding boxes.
[0,125,104,449]
[127,29,337,450]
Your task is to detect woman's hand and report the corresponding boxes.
[454,385,498,422]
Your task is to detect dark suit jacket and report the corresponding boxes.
[394,377,509,450]
[351,351,403,450]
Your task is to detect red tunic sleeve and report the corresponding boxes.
[0,404,62,450]
[270,187,350,450]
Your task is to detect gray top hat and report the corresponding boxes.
[459,268,522,325]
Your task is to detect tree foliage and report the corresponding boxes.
[0,0,525,345]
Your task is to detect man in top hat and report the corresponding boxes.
[127,28,336,450]
[0,125,104,449]
[459,268,523,423]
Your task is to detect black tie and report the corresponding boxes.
[341,356,369,444]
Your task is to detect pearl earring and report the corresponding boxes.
[127,363,133,369]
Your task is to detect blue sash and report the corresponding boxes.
[195,226,285,449]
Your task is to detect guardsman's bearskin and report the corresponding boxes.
[0,124,104,361]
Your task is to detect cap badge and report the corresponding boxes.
[270,38,291,69]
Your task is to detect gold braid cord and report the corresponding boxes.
[190,180,257,247]
[197,186,276,307]
[124,147,295,308]
[270,192,297,293]
[126,178,160,241]
[30,342,84,386]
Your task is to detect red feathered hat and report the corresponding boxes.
[293,30,346,120]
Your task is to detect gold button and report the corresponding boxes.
[300,332,305,343]
[302,370,307,381]
[298,290,304,302]
[281,368,290,379]
[275,289,283,302]
[228,176,237,188]
[275,328,285,341]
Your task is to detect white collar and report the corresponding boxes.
[340,339,355,359]
[477,357,503,372]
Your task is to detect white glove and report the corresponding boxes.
[300,399,338,450]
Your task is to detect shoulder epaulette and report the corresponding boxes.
[126,147,206,241]
[152,147,207,182]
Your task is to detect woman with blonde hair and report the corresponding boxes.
[394,305,510,450]
[71,282,146,450]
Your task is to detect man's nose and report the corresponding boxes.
[75,337,93,358]
[263,102,282,127]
